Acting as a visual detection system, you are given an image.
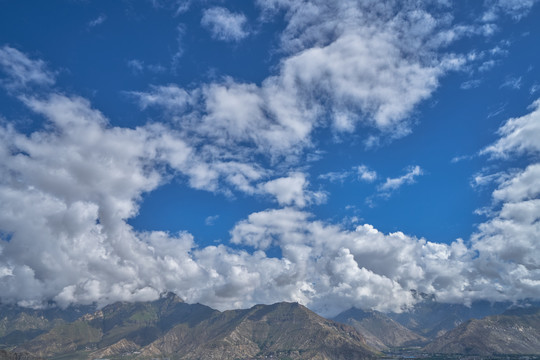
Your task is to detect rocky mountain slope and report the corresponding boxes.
[333,307,427,350]
[14,293,217,359]
[423,307,540,355]
[138,301,377,360]
[0,350,42,360]
[9,295,376,360]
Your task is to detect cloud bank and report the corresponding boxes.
[0,80,538,315]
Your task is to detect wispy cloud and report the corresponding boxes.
[0,45,55,90]
[500,75,522,90]
[88,14,107,28]
[127,59,166,75]
[201,7,250,42]
[151,0,191,15]
[378,166,424,193]
[319,165,377,184]
[205,215,219,226]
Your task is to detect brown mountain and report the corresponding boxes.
[424,307,540,355]
[15,293,217,358]
[14,296,377,360]
[333,308,427,351]
[138,301,377,360]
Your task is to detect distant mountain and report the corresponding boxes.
[0,303,95,347]
[13,295,377,360]
[423,306,540,355]
[388,291,513,338]
[333,307,427,350]
[0,350,43,360]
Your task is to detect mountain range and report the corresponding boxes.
[2,293,376,360]
[1,292,540,359]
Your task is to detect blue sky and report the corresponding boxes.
[0,0,539,316]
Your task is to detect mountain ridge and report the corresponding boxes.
[8,297,377,360]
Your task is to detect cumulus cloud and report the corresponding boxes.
[378,165,423,193]
[133,0,468,164]
[261,172,326,208]
[469,98,540,303]
[0,93,187,307]
[0,86,539,315]
[229,207,477,315]
[0,46,55,89]
[201,7,250,42]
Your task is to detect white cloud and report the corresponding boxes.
[318,171,351,183]
[319,165,376,184]
[469,98,540,304]
[0,46,55,89]
[483,0,539,21]
[461,79,482,90]
[128,84,193,113]
[481,99,540,158]
[132,0,468,163]
[230,207,476,315]
[172,25,185,69]
[0,90,538,315]
[261,173,326,208]
[127,60,166,75]
[88,14,107,28]
[1,3,539,317]
[492,164,540,203]
[201,7,249,42]
[500,76,522,90]
[379,165,423,192]
[127,59,144,74]
[356,165,377,182]
[0,93,192,307]
[205,215,219,226]
[151,0,191,15]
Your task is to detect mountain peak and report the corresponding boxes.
[158,291,184,304]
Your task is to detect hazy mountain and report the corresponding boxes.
[333,308,427,350]
[12,295,376,360]
[388,291,513,338]
[0,303,95,347]
[423,307,540,355]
